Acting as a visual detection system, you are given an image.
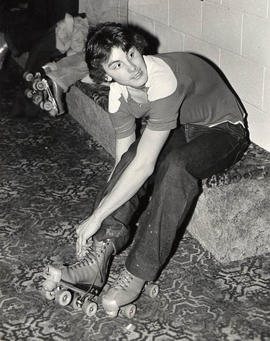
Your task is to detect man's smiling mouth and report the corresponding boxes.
[133,70,142,80]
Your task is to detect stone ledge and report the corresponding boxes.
[188,177,270,263]
[66,86,115,157]
[66,84,270,263]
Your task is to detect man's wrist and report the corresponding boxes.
[92,207,106,225]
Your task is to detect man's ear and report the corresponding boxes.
[104,75,113,82]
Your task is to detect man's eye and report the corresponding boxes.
[129,51,135,58]
[113,63,121,69]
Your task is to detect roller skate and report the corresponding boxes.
[23,69,65,117]
[41,239,114,317]
[102,268,159,318]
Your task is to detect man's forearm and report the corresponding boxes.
[95,128,170,225]
[95,159,153,222]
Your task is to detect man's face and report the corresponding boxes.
[102,46,148,88]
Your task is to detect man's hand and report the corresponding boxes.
[76,213,102,258]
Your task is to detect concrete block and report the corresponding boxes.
[220,50,264,109]
[243,14,270,68]
[263,68,270,112]
[205,0,221,4]
[222,0,268,18]
[244,102,270,152]
[128,10,155,36]
[202,3,242,54]
[184,35,220,66]
[169,0,202,38]
[155,23,184,53]
[79,0,128,25]
[129,0,168,26]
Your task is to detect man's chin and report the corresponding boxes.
[131,76,148,89]
[117,75,148,88]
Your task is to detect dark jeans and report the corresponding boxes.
[94,122,249,281]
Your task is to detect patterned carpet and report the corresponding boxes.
[0,61,270,341]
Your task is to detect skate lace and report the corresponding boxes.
[70,245,101,269]
[69,241,107,282]
[114,270,133,290]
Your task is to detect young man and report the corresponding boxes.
[45,23,249,317]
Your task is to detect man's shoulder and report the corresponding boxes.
[144,55,178,102]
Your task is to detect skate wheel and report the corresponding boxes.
[71,293,82,310]
[33,79,45,91]
[49,108,58,117]
[144,283,159,298]
[32,79,39,91]
[55,289,72,306]
[82,299,97,317]
[32,93,43,105]
[36,80,46,91]
[120,304,136,319]
[41,288,55,301]
[43,100,53,111]
[23,72,34,82]
[24,88,33,98]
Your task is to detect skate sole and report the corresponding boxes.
[103,282,159,319]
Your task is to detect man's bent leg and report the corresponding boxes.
[125,124,248,281]
[102,127,192,315]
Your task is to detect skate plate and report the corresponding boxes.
[23,71,61,117]
[42,278,102,317]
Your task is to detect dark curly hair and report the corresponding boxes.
[85,22,148,84]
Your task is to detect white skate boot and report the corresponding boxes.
[102,269,145,318]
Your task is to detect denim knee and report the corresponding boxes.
[158,148,188,176]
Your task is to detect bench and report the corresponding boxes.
[66,81,270,263]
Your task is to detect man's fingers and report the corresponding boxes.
[76,224,83,235]
[76,235,81,252]
[76,227,88,259]
[76,217,98,258]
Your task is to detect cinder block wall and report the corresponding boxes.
[128,0,270,151]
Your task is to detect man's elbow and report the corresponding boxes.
[133,157,156,178]
[145,163,155,178]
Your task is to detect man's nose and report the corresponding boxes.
[127,61,137,73]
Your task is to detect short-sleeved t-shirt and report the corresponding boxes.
[108,52,245,139]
